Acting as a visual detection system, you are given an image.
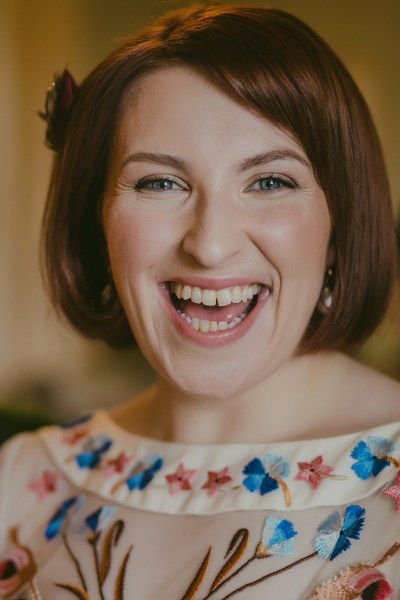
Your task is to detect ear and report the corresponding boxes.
[325,233,337,268]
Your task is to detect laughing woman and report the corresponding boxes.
[1,5,400,599]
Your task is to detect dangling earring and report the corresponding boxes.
[317,267,334,314]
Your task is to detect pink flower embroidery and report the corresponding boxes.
[104,452,133,478]
[63,427,90,445]
[29,470,58,499]
[0,549,31,596]
[310,564,394,599]
[352,567,393,598]
[295,455,334,489]
[0,528,37,597]
[165,464,197,495]
[202,467,233,497]
[384,470,400,511]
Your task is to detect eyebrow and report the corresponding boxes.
[237,150,310,171]
[121,149,310,172]
[121,152,186,171]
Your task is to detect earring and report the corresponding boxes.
[317,267,334,314]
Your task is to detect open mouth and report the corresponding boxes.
[169,282,266,333]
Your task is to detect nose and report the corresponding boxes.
[181,194,246,268]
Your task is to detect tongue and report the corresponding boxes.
[177,298,252,322]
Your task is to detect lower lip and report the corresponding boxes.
[160,284,270,347]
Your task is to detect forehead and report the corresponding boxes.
[116,66,308,163]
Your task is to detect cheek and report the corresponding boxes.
[105,211,175,279]
[253,204,331,274]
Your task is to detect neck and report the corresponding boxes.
[112,352,339,444]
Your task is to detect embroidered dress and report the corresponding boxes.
[1,410,400,599]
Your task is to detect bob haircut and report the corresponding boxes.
[42,4,397,352]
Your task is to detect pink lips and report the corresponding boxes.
[159,280,271,347]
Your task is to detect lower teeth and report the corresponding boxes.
[177,310,247,333]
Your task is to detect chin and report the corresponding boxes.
[161,360,267,401]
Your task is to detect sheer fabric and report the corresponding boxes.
[1,410,400,599]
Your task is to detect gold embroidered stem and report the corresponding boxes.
[209,529,249,593]
[101,520,125,585]
[275,477,292,507]
[62,534,88,592]
[181,547,212,600]
[54,582,93,600]
[111,479,125,495]
[29,580,41,600]
[114,545,133,600]
[325,473,347,481]
[10,527,21,546]
[202,557,255,599]
[383,455,400,467]
[89,534,106,600]
[217,551,318,600]
[373,542,400,567]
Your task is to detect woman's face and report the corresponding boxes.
[103,67,333,398]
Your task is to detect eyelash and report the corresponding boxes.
[133,174,298,193]
[247,175,297,192]
[133,175,187,192]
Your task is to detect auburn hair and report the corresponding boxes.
[42,4,397,351]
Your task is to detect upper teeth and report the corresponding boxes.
[170,283,261,306]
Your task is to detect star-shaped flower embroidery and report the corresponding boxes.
[295,455,335,489]
[104,452,133,478]
[384,471,400,511]
[243,454,292,505]
[201,467,233,497]
[63,427,90,446]
[255,516,297,558]
[29,470,58,499]
[166,463,198,495]
[351,436,398,480]
[313,504,365,561]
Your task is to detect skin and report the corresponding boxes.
[103,67,400,444]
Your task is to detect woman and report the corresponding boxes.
[1,5,399,599]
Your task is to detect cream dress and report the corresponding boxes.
[1,410,400,599]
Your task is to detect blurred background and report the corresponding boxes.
[0,0,399,431]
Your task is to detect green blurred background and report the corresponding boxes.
[0,0,399,439]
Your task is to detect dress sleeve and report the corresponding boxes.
[0,432,44,552]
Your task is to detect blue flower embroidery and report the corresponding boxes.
[85,505,117,533]
[256,516,297,558]
[313,504,365,561]
[243,454,291,504]
[125,454,164,491]
[75,434,113,469]
[45,496,83,540]
[60,413,92,429]
[351,436,395,480]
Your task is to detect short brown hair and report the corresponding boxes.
[42,4,397,351]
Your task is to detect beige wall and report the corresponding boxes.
[1,0,399,413]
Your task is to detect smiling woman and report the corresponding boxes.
[102,66,332,398]
[0,5,400,600]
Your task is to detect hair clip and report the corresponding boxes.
[38,69,77,151]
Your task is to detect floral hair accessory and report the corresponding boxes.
[38,69,77,151]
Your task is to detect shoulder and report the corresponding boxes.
[0,427,61,551]
[326,352,400,427]
[0,429,45,477]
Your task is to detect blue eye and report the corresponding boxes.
[255,177,293,191]
[135,177,183,191]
